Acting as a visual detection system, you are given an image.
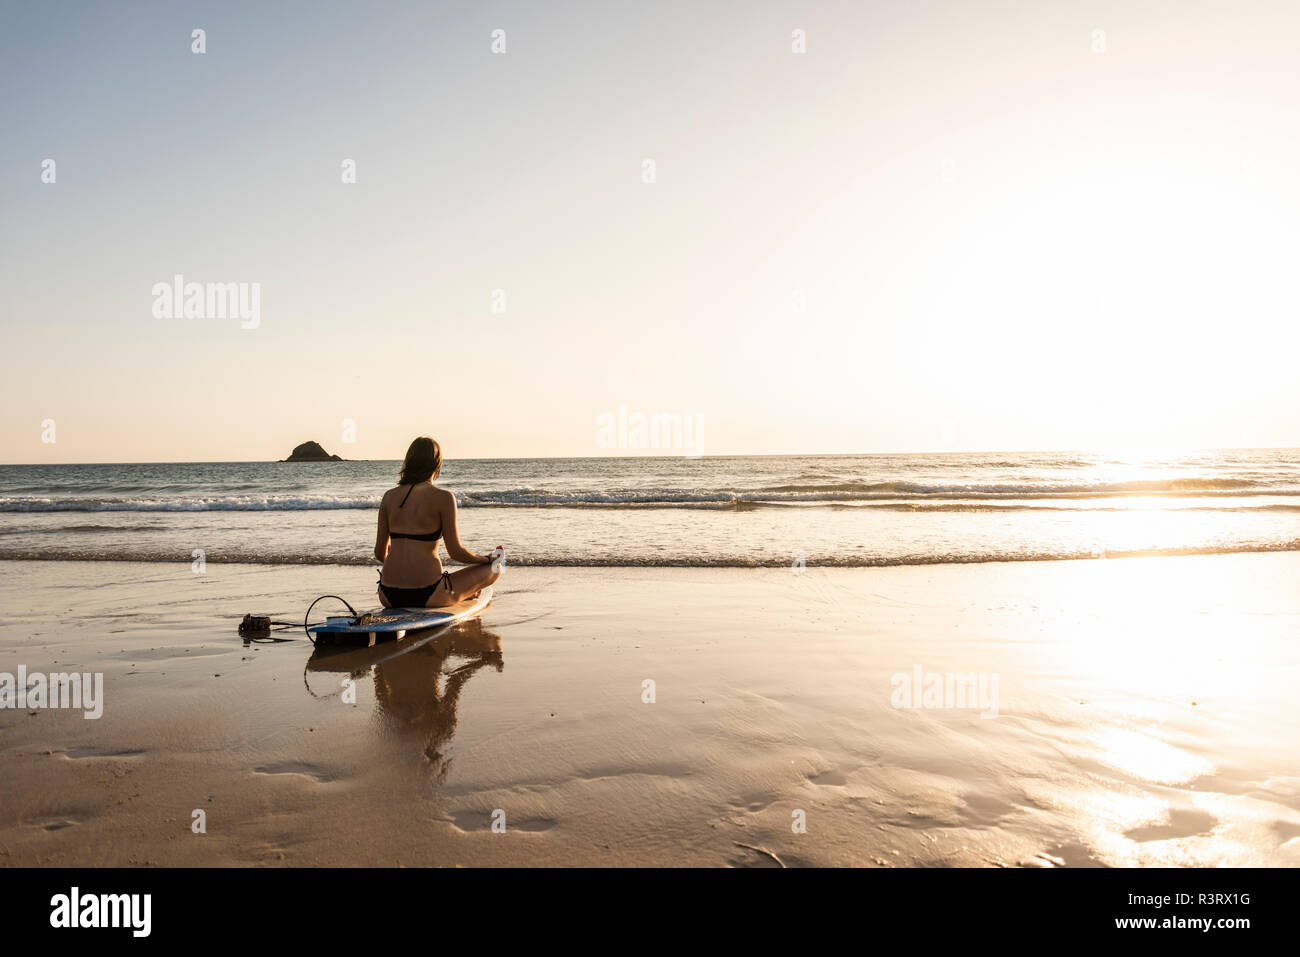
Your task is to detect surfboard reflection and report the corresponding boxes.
[306,619,503,778]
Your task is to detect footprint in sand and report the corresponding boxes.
[1271,821,1300,844]
[61,746,146,760]
[446,808,556,833]
[251,761,341,784]
[1123,808,1217,843]
[808,770,848,787]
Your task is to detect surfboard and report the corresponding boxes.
[307,586,493,646]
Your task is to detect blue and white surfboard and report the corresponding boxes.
[308,586,493,645]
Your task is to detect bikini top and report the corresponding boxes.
[388,483,443,542]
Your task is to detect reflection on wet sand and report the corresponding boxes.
[307,620,503,778]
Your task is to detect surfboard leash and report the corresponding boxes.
[301,594,359,644]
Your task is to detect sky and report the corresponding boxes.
[3,0,1299,463]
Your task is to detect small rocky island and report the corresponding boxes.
[282,440,343,462]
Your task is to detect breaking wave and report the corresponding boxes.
[3,540,1300,567]
[2,476,1297,513]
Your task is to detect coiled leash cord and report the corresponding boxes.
[301,594,359,644]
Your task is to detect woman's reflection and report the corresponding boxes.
[306,619,504,777]
[371,620,503,778]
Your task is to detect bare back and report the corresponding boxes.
[375,480,483,590]
[377,482,446,588]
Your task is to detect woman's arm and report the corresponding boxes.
[374,494,390,563]
[439,490,489,565]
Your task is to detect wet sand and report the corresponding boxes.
[1,555,1298,866]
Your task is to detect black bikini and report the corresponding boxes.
[378,484,452,607]
[388,483,443,542]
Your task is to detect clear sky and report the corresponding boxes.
[3,0,1299,463]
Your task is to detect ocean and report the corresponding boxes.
[2,449,1299,568]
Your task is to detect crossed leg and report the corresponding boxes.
[426,562,501,607]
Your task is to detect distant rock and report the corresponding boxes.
[283,441,343,462]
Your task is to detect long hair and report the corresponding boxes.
[398,436,442,486]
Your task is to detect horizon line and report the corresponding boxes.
[2,445,1297,467]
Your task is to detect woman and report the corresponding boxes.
[375,437,502,608]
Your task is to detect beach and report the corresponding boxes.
[3,553,1298,867]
